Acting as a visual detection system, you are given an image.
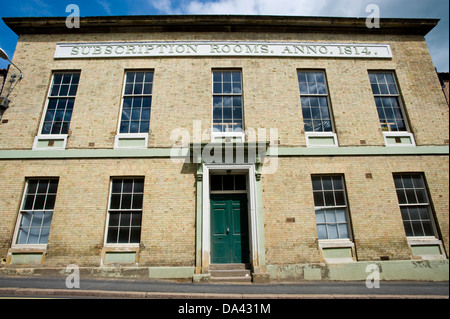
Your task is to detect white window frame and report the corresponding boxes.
[211,69,245,143]
[34,72,80,150]
[103,178,144,248]
[312,175,352,241]
[394,173,446,259]
[369,71,416,147]
[11,178,59,250]
[114,70,153,149]
[305,132,339,148]
[298,70,338,147]
[383,131,416,147]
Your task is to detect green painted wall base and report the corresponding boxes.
[267,260,449,282]
[0,266,195,280]
[1,260,447,282]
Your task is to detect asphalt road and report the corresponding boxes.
[0,275,448,299]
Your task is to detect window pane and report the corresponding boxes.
[120,212,131,227]
[45,195,56,209]
[317,225,327,240]
[408,207,420,220]
[27,228,40,244]
[123,179,133,193]
[327,224,338,239]
[118,227,130,243]
[121,194,132,209]
[325,210,336,223]
[322,177,333,190]
[134,180,144,193]
[132,194,143,209]
[31,211,44,227]
[415,189,428,204]
[405,189,417,204]
[411,175,423,188]
[315,210,326,223]
[39,227,51,244]
[403,221,413,237]
[130,228,141,243]
[23,195,35,210]
[311,177,322,191]
[418,207,430,219]
[324,191,335,206]
[335,209,347,223]
[396,190,407,204]
[234,175,246,190]
[313,192,324,206]
[422,222,434,236]
[334,191,345,206]
[411,221,424,237]
[110,194,121,209]
[107,227,118,243]
[34,195,46,210]
[16,228,29,244]
[222,175,234,190]
[108,213,120,227]
[338,224,349,239]
[131,213,142,226]
[211,175,222,191]
[20,212,32,228]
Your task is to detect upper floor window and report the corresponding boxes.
[369,72,407,132]
[119,71,153,134]
[212,70,243,134]
[41,72,80,135]
[298,71,333,133]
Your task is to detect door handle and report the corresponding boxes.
[226,228,230,234]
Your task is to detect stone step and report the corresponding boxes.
[210,276,252,283]
[210,269,251,278]
[209,264,252,283]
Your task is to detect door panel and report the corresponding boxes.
[211,194,249,264]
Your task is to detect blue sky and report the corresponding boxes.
[0,0,448,71]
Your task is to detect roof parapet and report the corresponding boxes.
[2,15,439,36]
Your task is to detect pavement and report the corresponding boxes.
[0,275,448,299]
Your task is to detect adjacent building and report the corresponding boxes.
[0,15,448,282]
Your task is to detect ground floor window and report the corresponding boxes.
[106,178,144,244]
[393,173,437,237]
[311,175,351,240]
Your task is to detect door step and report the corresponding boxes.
[210,264,252,283]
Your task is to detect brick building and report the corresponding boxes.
[0,15,448,282]
[439,72,449,105]
[0,69,7,95]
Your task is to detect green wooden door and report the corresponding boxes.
[210,194,250,264]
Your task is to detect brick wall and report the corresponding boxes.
[0,27,448,269]
[0,33,448,150]
[1,154,447,267]
[0,158,197,267]
[262,156,449,264]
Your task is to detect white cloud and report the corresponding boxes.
[149,0,372,16]
[144,0,448,71]
[97,0,113,15]
[148,0,183,14]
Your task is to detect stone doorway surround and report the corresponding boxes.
[194,163,269,282]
